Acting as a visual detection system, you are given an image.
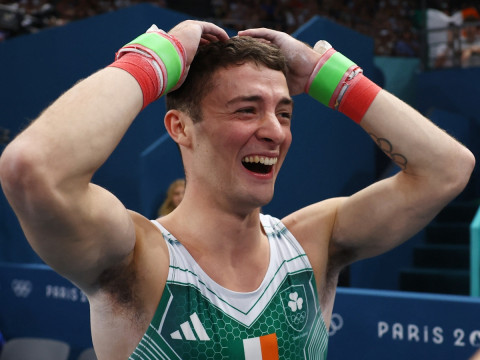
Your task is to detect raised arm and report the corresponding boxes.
[239,28,475,268]
[0,21,229,291]
[332,88,474,261]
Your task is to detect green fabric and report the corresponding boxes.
[308,52,355,107]
[126,32,182,93]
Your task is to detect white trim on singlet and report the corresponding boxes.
[150,214,316,327]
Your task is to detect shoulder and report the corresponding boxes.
[280,197,346,274]
[281,198,347,311]
[128,210,170,286]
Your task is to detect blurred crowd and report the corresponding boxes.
[0,0,478,59]
[0,0,156,42]
[211,0,423,57]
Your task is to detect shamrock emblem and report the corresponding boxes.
[287,292,303,312]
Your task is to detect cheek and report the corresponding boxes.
[283,129,293,150]
[277,130,292,168]
[215,126,253,152]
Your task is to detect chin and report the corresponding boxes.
[252,193,274,209]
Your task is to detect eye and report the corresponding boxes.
[236,107,255,114]
[277,111,292,124]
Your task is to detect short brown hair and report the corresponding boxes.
[166,36,288,122]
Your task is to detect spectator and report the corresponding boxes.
[394,29,420,57]
[460,15,480,67]
[158,178,185,217]
[434,24,462,68]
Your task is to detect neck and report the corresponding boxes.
[159,195,269,292]
[165,196,264,251]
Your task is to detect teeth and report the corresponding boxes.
[242,156,278,165]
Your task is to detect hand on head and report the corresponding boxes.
[167,20,230,88]
[238,28,322,95]
[165,22,328,97]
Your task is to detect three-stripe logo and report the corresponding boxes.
[170,312,210,341]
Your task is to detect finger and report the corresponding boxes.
[251,37,272,44]
[313,40,332,55]
[146,24,160,33]
[199,22,229,42]
[238,28,281,42]
[201,33,222,43]
[235,33,272,44]
[238,28,273,36]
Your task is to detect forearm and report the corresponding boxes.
[11,67,143,185]
[330,90,474,261]
[304,41,474,193]
[237,28,473,183]
[360,89,474,192]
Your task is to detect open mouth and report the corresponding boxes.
[242,156,278,174]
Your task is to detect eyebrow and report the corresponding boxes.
[226,95,294,107]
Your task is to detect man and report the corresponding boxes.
[0,20,474,359]
[460,16,480,67]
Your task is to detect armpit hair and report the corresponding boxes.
[326,246,355,284]
[97,260,140,312]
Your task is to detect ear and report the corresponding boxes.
[164,109,192,148]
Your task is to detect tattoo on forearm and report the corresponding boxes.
[369,133,408,170]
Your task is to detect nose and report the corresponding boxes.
[256,112,288,144]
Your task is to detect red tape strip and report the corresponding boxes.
[108,52,160,110]
[337,74,381,123]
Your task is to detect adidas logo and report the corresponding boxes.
[170,312,210,341]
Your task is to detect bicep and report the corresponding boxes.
[17,183,137,289]
[332,173,444,264]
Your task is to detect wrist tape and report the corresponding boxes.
[108,29,186,110]
[306,48,381,123]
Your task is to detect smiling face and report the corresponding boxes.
[185,62,293,213]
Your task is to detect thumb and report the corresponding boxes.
[146,24,163,33]
[313,40,332,55]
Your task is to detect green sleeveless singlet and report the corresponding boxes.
[129,214,328,359]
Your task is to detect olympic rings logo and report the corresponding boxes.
[291,311,307,325]
[11,279,33,298]
[329,313,344,336]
